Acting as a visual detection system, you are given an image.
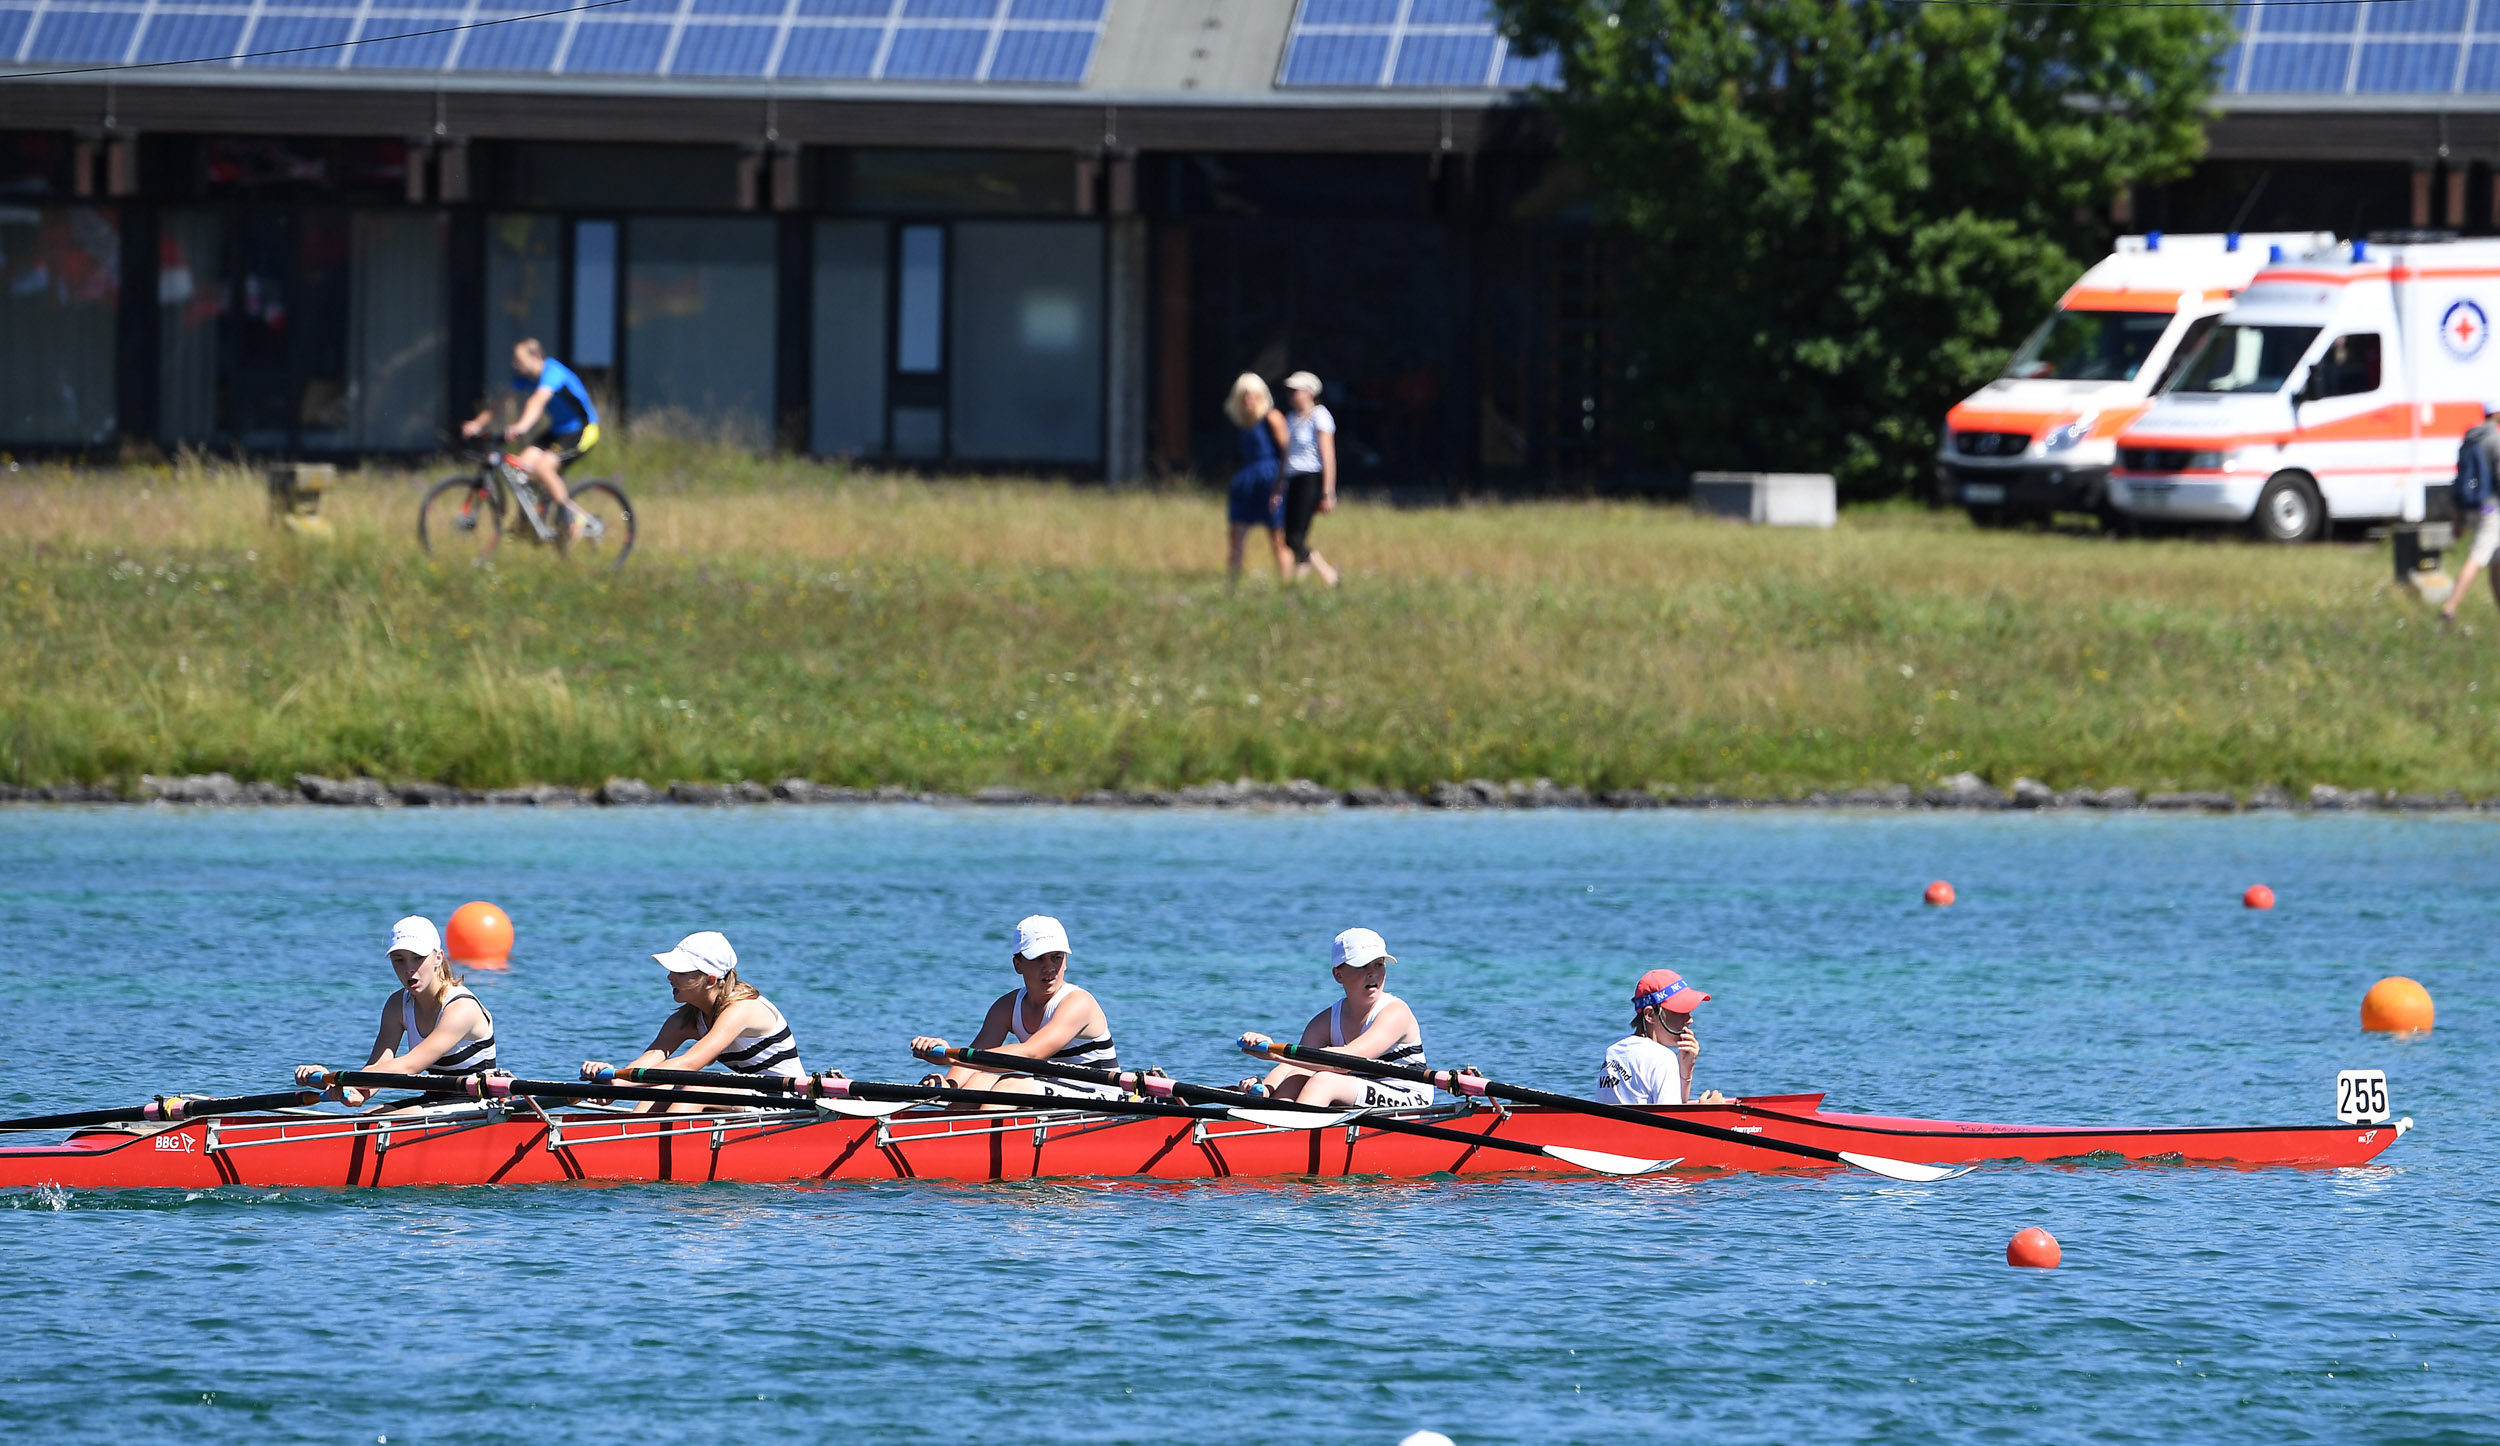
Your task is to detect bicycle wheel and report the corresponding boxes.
[419,475,502,561]
[563,479,636,571]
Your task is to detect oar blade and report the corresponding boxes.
[1226,1107,1365,1131]
[814,1097,916,1119]
[1838,1151,1972,1183]
[1545,1144,1680,1177]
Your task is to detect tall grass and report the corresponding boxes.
[3,439,2492,795]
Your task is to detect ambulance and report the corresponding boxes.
[1937,231,2333,525]
[2110,236,2500,541]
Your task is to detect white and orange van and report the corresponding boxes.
[2111,236,2500,541]
[1937,231,2333,525]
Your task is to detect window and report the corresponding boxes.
[0,205,118,444]
[625,216,775,443]
[949,221,1102,462]
[2003,310,2175,383]
[572,219,617,368]
[812,220,887,456]
[2303,333,2381,400]
[485,214,564,391]
[2167,324,2321,395]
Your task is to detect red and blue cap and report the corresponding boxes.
[1631,968,1709,1013]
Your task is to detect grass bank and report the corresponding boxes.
[2,439,2493,796]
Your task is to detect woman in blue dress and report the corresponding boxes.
[1224,372,1293,585]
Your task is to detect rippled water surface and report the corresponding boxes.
[0,806,2490,1444]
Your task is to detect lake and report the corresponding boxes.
[0,805,2488,1443]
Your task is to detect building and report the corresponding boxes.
[2,3,2494,484]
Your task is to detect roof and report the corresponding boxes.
[0,0,1555,97]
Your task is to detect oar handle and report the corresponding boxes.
[1245,1040,1493,1096]
[604,1066,814,1095]
[0,1089,321,1134]
[936,1046,1200,1104]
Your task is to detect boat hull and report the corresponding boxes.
[0,1092,2408,1191]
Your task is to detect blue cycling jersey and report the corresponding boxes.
[513,357,599,438]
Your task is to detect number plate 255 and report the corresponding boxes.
[2336,1069,2391,1125]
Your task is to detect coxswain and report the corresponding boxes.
[910,915,1120,1099]
[1595,968,1727,1106]
[294,915,498,1106]
[580,931,808,1095]
[1239,927,1431,1108]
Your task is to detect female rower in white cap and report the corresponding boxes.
[910,914,1120,1099]
[294,915,498,1106]
[1595,968,1727,1107]
[1239,927,1431,1108]
[581,931,807,1090]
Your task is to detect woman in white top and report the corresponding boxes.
[1596,969,1729,1107]
[581,931,807,1099]
[1239,927,1430,1108]
[295,915,498,1107]
[911,915,1121,1101]
[1278,371,1341,588]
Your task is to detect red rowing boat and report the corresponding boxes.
[0,1092,2409,1191]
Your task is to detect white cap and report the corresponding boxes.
[2483,394,2500,416]
[1012,914,1071,961]
[1331,927,1394,970]
[1283,370,1322,398]
[388,916,442,958]
[654,930,737,977]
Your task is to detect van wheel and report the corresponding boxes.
[2251,473,2323,543]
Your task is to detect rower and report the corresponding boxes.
[579,931,808,1096]
[294,915,498,1106]
[1596,968,1728,1106]
[909,915,1120,1099]
[1239,927,1431,1108]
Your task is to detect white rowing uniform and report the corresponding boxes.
[1325,996,1432,1108]
[398,985,498,1076]
[713,998,805,1079]
[1596,1033,1691,1106]
[1006,985,1121,1099]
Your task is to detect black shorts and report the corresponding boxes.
[1283,471,1325,562]
[551,423,600,469]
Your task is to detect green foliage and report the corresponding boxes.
[1496,0,2227,496]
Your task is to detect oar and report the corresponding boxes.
[1244,1041,1970,1183]
[323,1069,1234,1124]
[586,1065,912,1119]
[930,1045,1678,1178]
[0,1089,323,1134]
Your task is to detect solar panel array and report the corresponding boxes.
[0,0,1106,81]
[2221,1,2500,95]
[1278,0,1559,89]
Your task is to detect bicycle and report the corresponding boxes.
[418,448,636,570]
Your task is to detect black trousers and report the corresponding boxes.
[1282,471,1325,562]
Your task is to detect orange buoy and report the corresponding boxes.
[445,900,514,969]
[2243,884,2275,910]
[2361,976,2434,1034]
[2006,1226,2061,1269]
[1924,880,1956,907]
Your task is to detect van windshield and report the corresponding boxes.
[2003,310,2175,381]
[2167,324,2322,395]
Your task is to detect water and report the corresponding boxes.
[0,806,2490,1444]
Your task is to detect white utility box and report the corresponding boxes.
[1690,472,1837,528]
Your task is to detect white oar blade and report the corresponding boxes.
[1226,1107,1365,1131]
[814,1098,916,1119]
[1545,1145,1680,1177]
[1838,1151,1971,1183]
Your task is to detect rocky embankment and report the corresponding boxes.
[0,772,2480,813]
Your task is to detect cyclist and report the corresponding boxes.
[461,337,599,535]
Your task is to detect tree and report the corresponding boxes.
[1496,0,2226,497]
